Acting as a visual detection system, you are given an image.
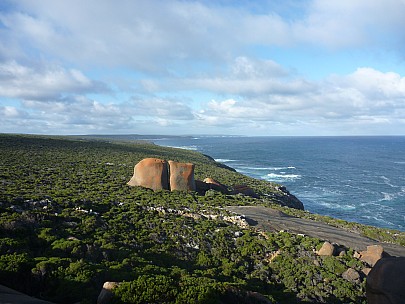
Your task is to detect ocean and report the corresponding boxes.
[150,136,405,231]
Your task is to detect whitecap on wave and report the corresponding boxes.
[361,214,397,228]
[317,201,356,211]
[239,166,296,171]
[167,145,198,151]
[263,173,301,182]
[215,158,237,163]
[380,175,399,188]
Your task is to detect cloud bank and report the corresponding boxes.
[1,0,405,135]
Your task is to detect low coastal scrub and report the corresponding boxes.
[0,134,402,303]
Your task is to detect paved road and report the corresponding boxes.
[226,205,405,257]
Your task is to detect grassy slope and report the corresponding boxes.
[0,134,403,303]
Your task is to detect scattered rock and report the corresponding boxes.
[362,267,372,276]
[234,231,243,237]
[359,245,388,267]
[168,161,196,191]
[127,158,169,191]
[366,257,405,304]
[266,250,281,263]
[342,268,360,282]
[317,241,336,256]
[97,281,121,304]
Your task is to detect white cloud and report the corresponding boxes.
[3,0,405,72]
[195,67,405,134]
[1,1,405,135]
[292,0,405,49]
[0,61,106,100]
[129,97,194,120]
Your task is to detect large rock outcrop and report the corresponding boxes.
[168,161,196,191]
[128,158,196,192]
[128,159,304,209]
[366,257,405,304]
[127,158,169,191]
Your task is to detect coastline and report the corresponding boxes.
[0,133,404,303]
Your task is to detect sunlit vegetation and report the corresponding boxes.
[0,134,399,303]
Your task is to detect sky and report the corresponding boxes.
[1,0,405,136]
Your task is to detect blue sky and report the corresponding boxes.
[1,0,405,136]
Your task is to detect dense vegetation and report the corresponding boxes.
[0,134,403,303]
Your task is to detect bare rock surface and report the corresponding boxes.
[359,245,387,266]
[127,158,169,191]
[168,161,196,191]
[203,177,229,193]
[342,268,360,282]
[366,257,405,304]
[0,284,54,304]
[317,241,336,256]
[225,205,405,257]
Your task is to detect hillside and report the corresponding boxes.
[0,134,404,304]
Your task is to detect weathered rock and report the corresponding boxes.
[168,161,196,191]
[317,241,336,256]
[231,184,257,198]
[97,281,121,304]
[342,268,360,282]
[127,158,169,191]
[359,245,387,267]
[366,257,405,304]
[195,180,211,195]
[362,267,372,276]
[203,177,229,194]
[0,284,54,303]
[273,185,305,210]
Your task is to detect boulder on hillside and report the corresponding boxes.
[127,158,169,191]
[168,161,196,191]
[342,268,360,283]
[366,257,405,304]
[97,281,121,304]
[359,245,389,267]
[317,241,336,256]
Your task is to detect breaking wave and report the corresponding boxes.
[264,173,302,182]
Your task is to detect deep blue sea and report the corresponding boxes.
[150,136,405,231]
